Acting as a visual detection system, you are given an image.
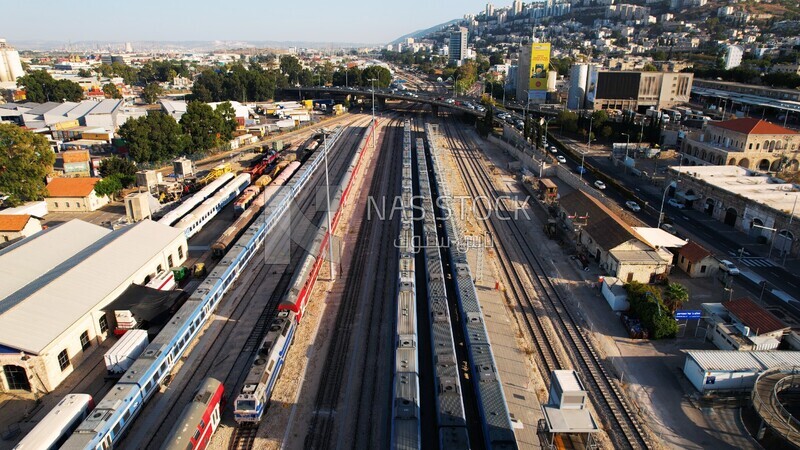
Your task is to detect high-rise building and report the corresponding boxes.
[516,43,552,104]
[449,28,468,65]
[486,2,494,17]
[724,45,743,70]
[0,39,25,83]
[512,0,523,15]
[125,42,133,53]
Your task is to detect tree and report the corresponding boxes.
[98,156,136,188]
[362,66,392,88]
[0,124,55,206]
[181,102,226,152]
[214,102,238,140]
[664,282,689,314]
[600,125,613,139]
[625,282,678,339]
[94,175,124,200]
[119,112,186,163]
[642,63,658,72]
[17,70,83,103]
[477,106,494,137]
[557,110,579,133]
[103,83,122,99]
[142,82,163,104]
[77,68,93,78]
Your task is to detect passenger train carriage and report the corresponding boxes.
[160,378,224,450]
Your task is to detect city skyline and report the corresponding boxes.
[3,0,493,47]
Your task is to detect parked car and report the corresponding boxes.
[625,201,641,212]
[667,198,685,209]
[557,155,567,163]
[719,259,740,275]
[594,180,606,190]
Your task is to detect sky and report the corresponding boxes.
[5,0,492,46]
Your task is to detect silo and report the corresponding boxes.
[567,64,589,110]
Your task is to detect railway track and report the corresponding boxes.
[125,118,372,449]
[229,423,258,450]
[305,113,403,449]
[440,117,650,450]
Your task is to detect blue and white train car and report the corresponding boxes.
[157,173,236,227]
[174,173,251,239]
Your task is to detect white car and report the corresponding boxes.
[660,223,677,235]
[556,155,567,164]
[549,146,558,154]
[667,198,685,209]
[719,260,740,275]
[594,180,606,190]
[625,201,641,212]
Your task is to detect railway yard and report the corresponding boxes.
[1,104,680,450]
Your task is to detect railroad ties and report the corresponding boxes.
[391,120,422,449]
[415,134,471,448]
[425,124,518,450]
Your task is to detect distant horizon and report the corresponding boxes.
[3,0,492,49]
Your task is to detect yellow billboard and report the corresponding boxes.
[528,43,551,99]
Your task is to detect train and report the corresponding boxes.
[425,124,517,450]
[13,393,93,450]
[157,173,236,227]
[160,378,224,450]
[391,121,422,450]
[212,161,301,257]
[232,121,376,426]
[174,173,251,239]
[60,126,349,450]
[414,134,470,448]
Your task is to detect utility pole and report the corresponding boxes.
[323,133,335,280]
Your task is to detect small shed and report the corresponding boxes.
[677,241,718,278]
[600,276,629,311]
[683,350,800,393]
[538,178,558,204]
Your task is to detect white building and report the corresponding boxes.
[683,350,800,393]
[0,39,24,83]
[0,219,188,393]
[724,45,744,70]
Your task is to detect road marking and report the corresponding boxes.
[788,282,798,288]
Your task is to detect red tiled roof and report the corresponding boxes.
[724,297,788,335]
[0,214,32,232]
[679,241,712,263]
[712,118,798,135]
[46,177,99,197]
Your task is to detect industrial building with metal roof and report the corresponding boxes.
[0,219,187,393]
[683,350,800,393]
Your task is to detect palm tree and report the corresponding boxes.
[664,282,689,314]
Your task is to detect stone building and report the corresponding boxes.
[681,118,799,172]
[666,165,800,256]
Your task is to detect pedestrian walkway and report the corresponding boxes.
[738,258,777,268]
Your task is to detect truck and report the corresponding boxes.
[104,329,149,375]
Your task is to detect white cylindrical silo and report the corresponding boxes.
[567,64,589,110]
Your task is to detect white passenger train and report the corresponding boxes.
[13,394,93,450]
[174,173,251,239]
[157,173,236,227]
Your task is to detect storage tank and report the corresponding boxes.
[568,64,589,110]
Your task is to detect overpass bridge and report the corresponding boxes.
[279,86,560,120]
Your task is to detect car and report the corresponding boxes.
[549,146,558,154]
[576,166,587,175]
[667,198,685,209]
[660,223,677,235]
[719,260,740,275]
[557,155,567,164]
[625,201,641,212]
[594,180,606,190]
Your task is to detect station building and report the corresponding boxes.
[680,118,799,171]
[666,165,800,257]
[0,219,187,393]
[45,177,109,212]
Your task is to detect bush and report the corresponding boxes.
[625,281,677,339]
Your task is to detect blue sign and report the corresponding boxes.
[675,310,702,320]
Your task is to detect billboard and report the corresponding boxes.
[528,43,551,92]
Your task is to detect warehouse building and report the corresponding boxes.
[46,177,109,212]
[682,350,800,393]
[0,219,187,393]
[582,70,693,112]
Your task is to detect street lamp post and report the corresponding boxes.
[658,180,679,229]
[621,132,631,174]
[322,132,335,280]
[782,193,797,266]
[580,140,593,182]
[368,78,377,150]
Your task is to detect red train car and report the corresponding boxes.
[160,378,224,450]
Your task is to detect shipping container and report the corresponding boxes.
[104,330,149,375]
[62,150,91,163]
